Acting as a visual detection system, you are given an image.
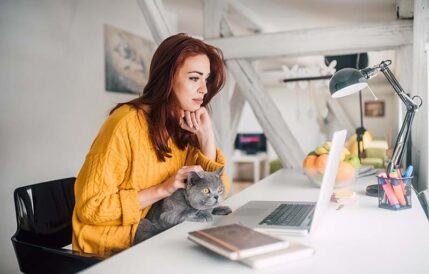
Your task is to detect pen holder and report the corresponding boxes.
[377,176,412,210]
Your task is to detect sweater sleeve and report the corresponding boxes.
[74,150,141,226]
[185,147,231,196]
[74,110,142,226]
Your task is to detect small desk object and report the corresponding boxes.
[82,169,429,274]
[232,151,270,183]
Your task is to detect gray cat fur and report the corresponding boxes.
[133,167,231,244]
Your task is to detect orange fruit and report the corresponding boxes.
[314,154,329,173]
[336,161,355,181]
[303,155,317,174]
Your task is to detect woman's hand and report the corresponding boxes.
[161,165,204,196]
[179,107,216,160]
[179,107,212,137]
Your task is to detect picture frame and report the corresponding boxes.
[104,24,155,94]
[364,101,385,117]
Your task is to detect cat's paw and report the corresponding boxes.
[211,206,232,215]
[192,211,213,222]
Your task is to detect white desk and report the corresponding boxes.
[83,169,429,274]
[232,152,270,183]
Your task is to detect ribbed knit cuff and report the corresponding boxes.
[196,148,225,171]
[119,189,141,225]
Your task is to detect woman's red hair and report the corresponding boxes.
[111,33,225,161]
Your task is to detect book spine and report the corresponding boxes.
[193,230,242,258]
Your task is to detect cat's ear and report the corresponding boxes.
[215,167,224,177]
[187,171,202,185]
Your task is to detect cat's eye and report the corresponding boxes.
[216,186,223,193]
[202,188,209,194]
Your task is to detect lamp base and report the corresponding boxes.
[365,184,378,197]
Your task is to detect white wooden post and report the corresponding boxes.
[396,45,413,155]
[412,0,429,191]
[203,0,238,184]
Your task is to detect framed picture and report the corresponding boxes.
[364,101,385,117]
[104,24,155,94]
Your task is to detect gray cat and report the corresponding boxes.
[133,167,232,244]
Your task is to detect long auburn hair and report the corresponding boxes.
[111,33,225,161]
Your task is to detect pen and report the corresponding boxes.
[378,172,400,209]
[389,170,406,206]
[404,165,413,178]
[403,165,414,190]
[396,168,409,205]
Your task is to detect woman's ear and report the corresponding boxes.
[215,167,224,177]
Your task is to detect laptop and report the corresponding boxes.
[216,130,347,236]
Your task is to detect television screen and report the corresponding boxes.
[234,133,267,154]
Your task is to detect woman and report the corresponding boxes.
[72,33,230,256]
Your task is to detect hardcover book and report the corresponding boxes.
[239,243,314,269]
[188,224,289,260]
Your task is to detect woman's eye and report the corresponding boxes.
[202,188,209,194]
[189,77,199,82]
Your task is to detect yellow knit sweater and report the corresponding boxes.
[72,105,230,256]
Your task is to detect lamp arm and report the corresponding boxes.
[387,109,416,174]
[374,61,421,174]
[378,61,419,110]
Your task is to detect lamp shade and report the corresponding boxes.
[329,68,368,98]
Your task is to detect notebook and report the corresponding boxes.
[215,130,347,236]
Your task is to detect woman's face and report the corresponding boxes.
[173,54,210,112]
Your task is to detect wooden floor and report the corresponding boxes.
[232,180,253,194]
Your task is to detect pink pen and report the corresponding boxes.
[389,171,406,206]
[396,168,406,194]
[379,173,400,209]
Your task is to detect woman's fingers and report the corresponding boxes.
[190,113,198,130]
[185,111,193,129]
[179,165,204,174]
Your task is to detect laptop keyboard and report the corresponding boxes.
[259,204,315,226]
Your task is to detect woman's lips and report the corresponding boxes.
[192,99,203,104]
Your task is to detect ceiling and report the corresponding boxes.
[162,0,403,87]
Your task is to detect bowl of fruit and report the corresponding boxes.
[302,141,360,188]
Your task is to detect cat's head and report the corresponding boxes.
[185,167,225,210]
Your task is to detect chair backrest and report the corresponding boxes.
[13,177,75,248]
[11,177,102,274]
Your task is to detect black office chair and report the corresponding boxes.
[11,177,103,274]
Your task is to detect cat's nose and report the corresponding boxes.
[214,195,219,201]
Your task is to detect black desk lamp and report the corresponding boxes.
[329,60,422,174]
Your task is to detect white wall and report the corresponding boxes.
[0,0,152,272]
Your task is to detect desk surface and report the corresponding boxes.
[83,169,429,274]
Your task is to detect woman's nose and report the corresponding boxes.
[198,81,207,94]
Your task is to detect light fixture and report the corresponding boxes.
[329,60,422,174]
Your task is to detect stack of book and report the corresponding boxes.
[188,224,314,269]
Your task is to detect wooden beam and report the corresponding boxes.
[226,0,275,33]
[412,0,429,191]
[206,21,413,60]
[229,85,246,145]
[326,99,355,135]
[203,0,236,182]
[136,0,171,45]
[226,59,305,169]
[203,0,227,38]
